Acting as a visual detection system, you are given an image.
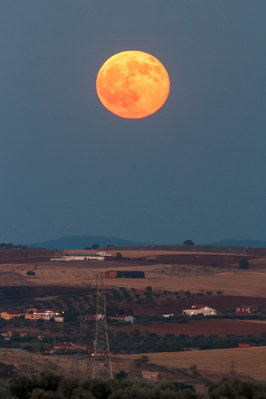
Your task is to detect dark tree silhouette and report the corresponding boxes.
[183,240,194,246]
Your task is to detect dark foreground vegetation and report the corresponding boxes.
[1,372,266,399]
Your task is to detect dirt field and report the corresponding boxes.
[67,249,266,269]
[142,253,250,267]
[113,319,266,337]
[1,246,265,264]
[130,294,266,315]
[1,260,266,298]
[0,249,61,264]
[105,268,266,298]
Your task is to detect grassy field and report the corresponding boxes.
[0,347,80,376]
[118,346,266,381]
[2,345,266,382]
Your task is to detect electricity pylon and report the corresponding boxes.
[91,273,113,379]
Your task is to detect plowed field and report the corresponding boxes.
[130,295,266,314]
[114,319,266,337]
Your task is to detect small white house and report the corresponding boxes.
[96,251,112,256]
[54,316,64,323]
[183,305,217,316]
[41,310,61,320]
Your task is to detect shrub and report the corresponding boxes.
[115,370,128,379]
[239,258,249,269]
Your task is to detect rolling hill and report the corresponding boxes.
[30,235,145,250]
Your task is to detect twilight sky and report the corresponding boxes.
[0,1,265,245]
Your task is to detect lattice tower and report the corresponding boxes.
[91,273,113,379]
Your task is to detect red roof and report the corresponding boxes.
[55,342,73,348]
[54,342,92,351]
[5,311,24,315]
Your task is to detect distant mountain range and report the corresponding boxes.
[29,236,266,250]
[31,235,145,250]
[206,239,266,248]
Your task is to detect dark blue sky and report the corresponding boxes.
[1,1,265,245]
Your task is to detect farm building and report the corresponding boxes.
[1,331,13,340]
[141,371,159,381]
[25,309,63,322]
[117,270,145,278]
[236,305,258,314]
[183,305,217,317]
[105,270,145,278]
[1,331,29,340]
[0,311,25,320]
[51,254,105,261]
[25,313,42,321]
[105,270,118,278]
[51,342,92,354]
[96,251,112,256]
[81,313,104,321]
[109,315,135,324]
[238,343,250,348]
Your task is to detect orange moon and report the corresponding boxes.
[96,51,170,119]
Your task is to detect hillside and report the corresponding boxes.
[1,246,266,385]
[30,235,146,250]
[207,239,266,248]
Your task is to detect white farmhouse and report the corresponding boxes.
[51,254,105,261]
[183,305,217,316]
[41,310,61,320]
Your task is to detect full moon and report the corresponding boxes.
[96,51,170,119]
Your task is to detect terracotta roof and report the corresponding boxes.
[4,311,24,315]
[54,342,73,348]
[54,342,91,351]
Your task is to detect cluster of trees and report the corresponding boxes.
[208,379,266,398]
[0,242,28,249]
[1,372,203,399]
[109,330,266,354]
[3,324,266,355]
[84,243,100,250]
[183,240,194,246]
[239,258,249,269]
[2,373,266,399]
